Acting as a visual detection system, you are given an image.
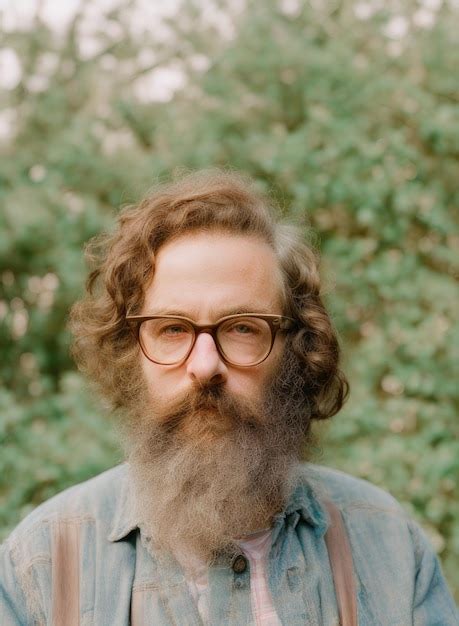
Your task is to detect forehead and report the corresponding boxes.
[143,231,284,319]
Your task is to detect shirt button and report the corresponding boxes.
[231,554,248,574]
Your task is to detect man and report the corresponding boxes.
[1,170,456,625]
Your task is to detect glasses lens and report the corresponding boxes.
[217,316,272,365]
[139,318,194,364]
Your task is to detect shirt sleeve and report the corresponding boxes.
[0,542,29,626]
[410,520,459,625]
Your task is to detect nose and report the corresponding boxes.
[186,332,228,386]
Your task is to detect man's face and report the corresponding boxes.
[140,231,286,425]
[126,231,310,560]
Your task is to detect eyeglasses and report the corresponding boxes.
[125,313,296,367]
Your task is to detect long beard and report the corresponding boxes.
[121,349,313,564]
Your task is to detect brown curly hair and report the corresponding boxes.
[70,169,348,420]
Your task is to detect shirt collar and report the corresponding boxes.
[107,463,329,543]
[107,464,138,542]
[269,468,329,545]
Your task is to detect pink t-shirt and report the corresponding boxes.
[176,529,282,625]
[237,529,282,626]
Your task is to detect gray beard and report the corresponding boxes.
[121,349,312,564]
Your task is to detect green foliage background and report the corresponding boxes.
[1,0,458,599]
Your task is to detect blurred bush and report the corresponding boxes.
[0,0,458,599]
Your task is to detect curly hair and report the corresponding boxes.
[70,169,348,420]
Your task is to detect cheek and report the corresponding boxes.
[140,355,153,387]
[254,344,284,390]
[140,356,168,396]
[227,362,277,401]
[140,356,189,404]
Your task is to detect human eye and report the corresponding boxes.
[224,319,261,336]
[150,319,191,339]
[161,323,189,336]
[232,323,256,335]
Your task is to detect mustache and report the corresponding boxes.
[158,383,261,436]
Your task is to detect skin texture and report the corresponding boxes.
[140,231,286,418]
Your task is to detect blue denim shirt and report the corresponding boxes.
[1,463,457,625]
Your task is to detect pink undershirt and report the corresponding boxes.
[175,529,282,625]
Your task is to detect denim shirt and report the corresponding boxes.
[1,463,457,625]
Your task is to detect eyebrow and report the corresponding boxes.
[142,305,278,319]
